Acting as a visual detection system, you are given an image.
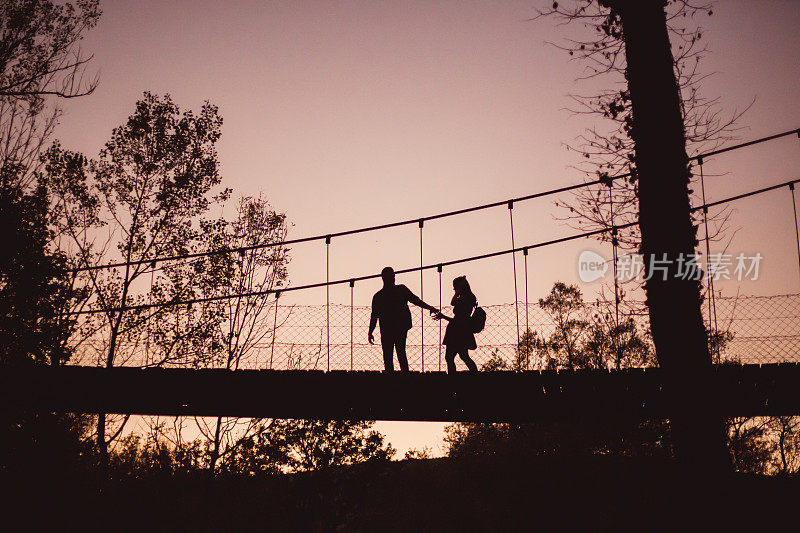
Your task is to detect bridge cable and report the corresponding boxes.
[67,127,800,275]
[61,176,800,317]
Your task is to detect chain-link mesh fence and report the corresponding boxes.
[226,293,800,371]
[72,293,800,370]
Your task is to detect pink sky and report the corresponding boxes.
[55,0,800,455]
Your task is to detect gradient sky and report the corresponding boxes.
[54,0,800,455]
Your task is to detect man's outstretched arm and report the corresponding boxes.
[403,286,438,313]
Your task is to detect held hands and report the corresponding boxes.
[368,331,374,345]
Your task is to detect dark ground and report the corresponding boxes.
[3,455,799,532]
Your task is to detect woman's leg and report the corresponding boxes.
[445,346,458,374]
[459,350,478,372]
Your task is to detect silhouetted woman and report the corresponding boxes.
[437,276,479,374]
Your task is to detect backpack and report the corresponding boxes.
[471,304,486,334]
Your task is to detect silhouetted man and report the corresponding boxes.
[369,267,438,372]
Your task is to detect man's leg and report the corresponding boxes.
[395,331,409,372]
[381,333,395,371]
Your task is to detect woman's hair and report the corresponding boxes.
[451,276,475,305]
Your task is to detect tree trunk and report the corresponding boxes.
[209,416,223,475]
[97,412,107,467]
[609,0,729,471]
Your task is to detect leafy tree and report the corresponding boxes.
[192,195,289,474]
[45,92,225,465]
[404,446,433,460]
[0,0,101,186]
[445,281,666,459]
[0,0,101,365]
[515,329,540,371]
[109,433,206,477]
[264,419,395,472]
[0,170,75,365]
[538,282,588,370]
[726,417,771,475]
[583,304,653,369]
[106,418,395,476]
[0,0,100,100]
[0,0,100,473]
[767,416,800,475]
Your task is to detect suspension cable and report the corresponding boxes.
[62,177,800,317]
[69,126,800,275]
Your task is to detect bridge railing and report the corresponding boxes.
[71,293,800,372]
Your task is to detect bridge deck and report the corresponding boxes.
[3,364,800,421]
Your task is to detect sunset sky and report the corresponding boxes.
[54,0,800,455]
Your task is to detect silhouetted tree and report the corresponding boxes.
[0,0,100,473]
[537,282,588,370]
[445,281,666,459]
[0,0,101,187]
[192,195,289,474]
[264,419,395,472]
[404,446,433,460]
[107,418,394,476]
[0,171,76,366]
[583,302,653,369]
[539,0,730,471]
[726,416,771,475]
[514,329,539,371]
[768,416,800,475]
[539,1,743,254]
[45,92,225,466]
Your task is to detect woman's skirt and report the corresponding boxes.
[443,317,477,351]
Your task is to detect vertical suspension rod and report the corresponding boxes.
[523,248,529,370]
[698,157,718,361]
[326,235,331,372]
[349,279,354,371]
[438,264,442,372]
[607,179,621,370]
[270,291,280,370]
[791,183,800,288]
[419,219,424,372]
[508,201,521,347]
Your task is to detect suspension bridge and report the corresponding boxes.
[7,128,800,422]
